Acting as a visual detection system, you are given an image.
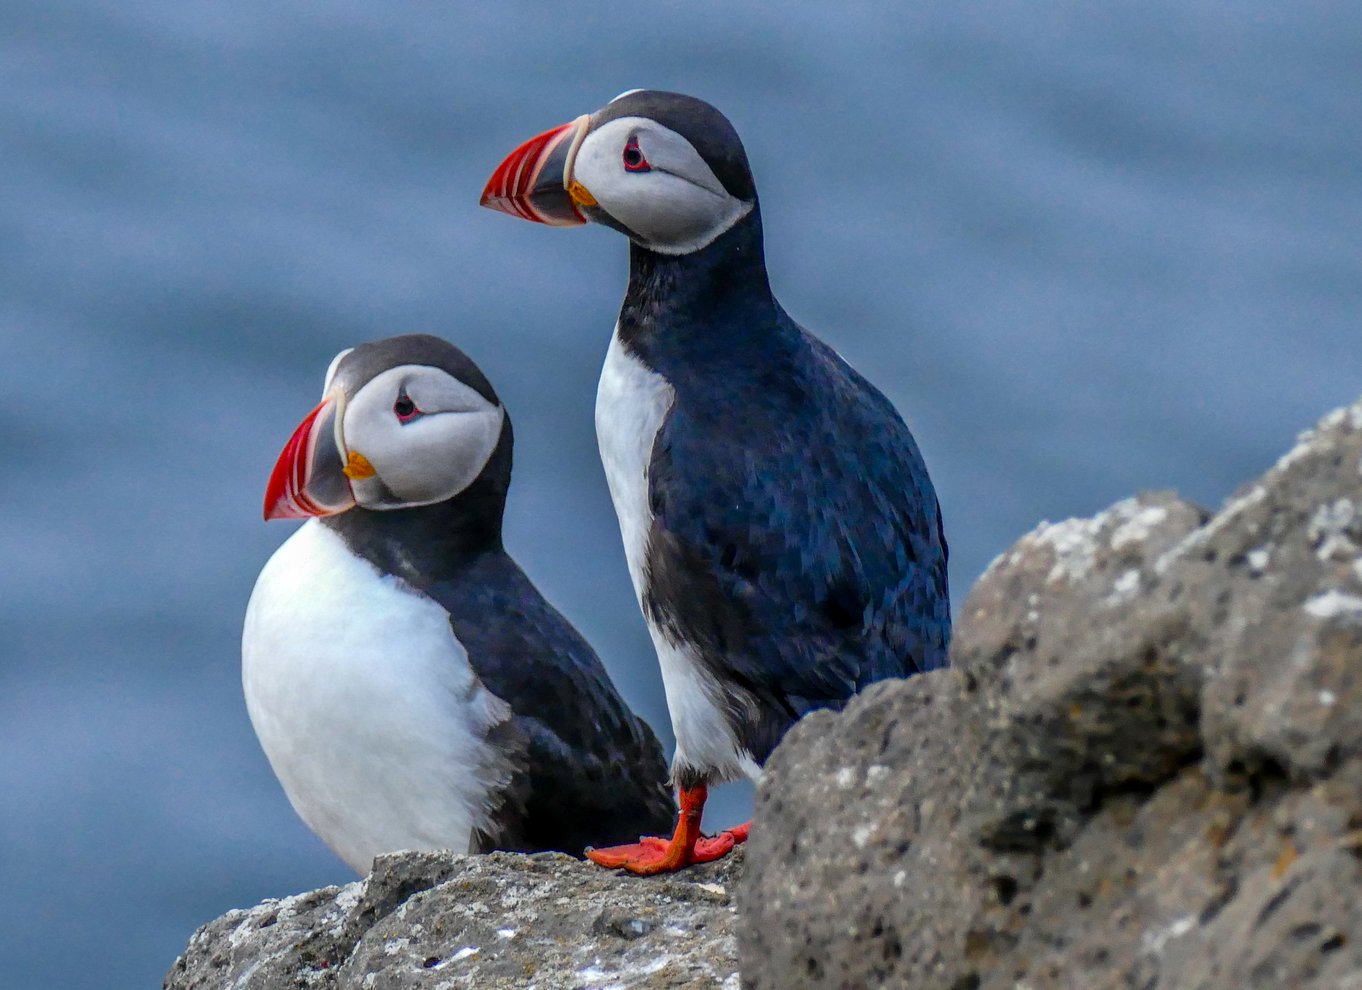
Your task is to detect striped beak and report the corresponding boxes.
[263,393,357,521]
[480,114,592,226]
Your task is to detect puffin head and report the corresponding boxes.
[263,334,507,520]
[480,90,756,256]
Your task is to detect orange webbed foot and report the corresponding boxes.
[585,786,748,875]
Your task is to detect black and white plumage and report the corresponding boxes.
[482,91,950,873]
[244,334,673,873]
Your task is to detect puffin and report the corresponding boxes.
[480,90,951,874]
[242,333,674,873]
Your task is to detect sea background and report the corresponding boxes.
[2,2,1359,985]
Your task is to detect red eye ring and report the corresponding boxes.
[622,136,651,173]
[394,393,421,423]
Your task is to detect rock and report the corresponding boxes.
[169,398,1362,990]
[165,849,742,990]
[955,491,1210,854]
[741,396,1362,989]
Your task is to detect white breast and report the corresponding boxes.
[241,521,511,873]
[595,329,756,783]
[595,328,674,601]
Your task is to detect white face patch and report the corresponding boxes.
[341,365,505,509]
[573,116,752,255]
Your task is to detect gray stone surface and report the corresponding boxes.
[168,397,1362,990]
[165,849,742,989]
[741,396,1362,989]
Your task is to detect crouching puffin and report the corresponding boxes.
[481,91,951,874]
[242,333,674,873]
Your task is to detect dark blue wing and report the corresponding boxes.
[424,554,674,853]
[642,319,950,761]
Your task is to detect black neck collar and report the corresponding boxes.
[618,206,777,354]
[322,432,510,587]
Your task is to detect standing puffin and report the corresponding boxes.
[480,91,950,874]
[243,333,674,873]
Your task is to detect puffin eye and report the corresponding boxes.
[622,136,651,173]
[393,393,421,423]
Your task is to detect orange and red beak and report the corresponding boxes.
[263,393,357,521]
[480,114,593,226]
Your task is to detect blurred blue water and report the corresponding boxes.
[2,2,1360,986]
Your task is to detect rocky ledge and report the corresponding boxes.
[169,396,1362,990]
[165,849,741,989]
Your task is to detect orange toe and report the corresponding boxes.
[586,836,690,875]
[691,831,737,863]
[726,820,752,844]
